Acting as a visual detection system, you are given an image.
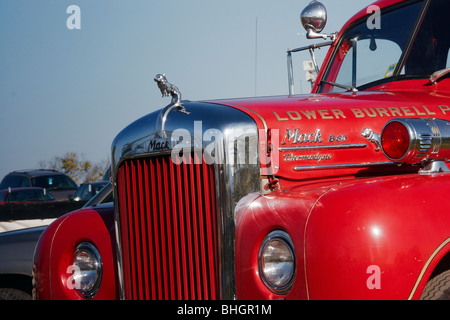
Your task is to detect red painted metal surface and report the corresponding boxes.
[33,204,118,300]
[235,174,450,300]
[211,82,450,184]
[305,174,450,299]
[116,154,219,300]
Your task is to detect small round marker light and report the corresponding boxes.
[381,120,411,161]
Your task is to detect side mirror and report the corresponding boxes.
[300,1,336,40]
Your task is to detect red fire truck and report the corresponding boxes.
[34,0,450,300]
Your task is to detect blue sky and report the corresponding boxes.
[0,0,373,182]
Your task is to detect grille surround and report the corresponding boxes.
[111,102,261,300]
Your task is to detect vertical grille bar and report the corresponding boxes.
[149,158,162,299]
[142,160,156,300]
[131,160,144,300]
[117,154,219,300]
[161,157,174,299]
[189,154,202,299]
[168,156,183,299]
[175,156,189,298]
[194,152,208,299]
[155,157,169,299]
[182,154,196,299]
[137,160,150,300]
[127,161,138,299]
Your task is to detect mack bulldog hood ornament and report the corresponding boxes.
[154,73,190,138]
[154,73,189,112]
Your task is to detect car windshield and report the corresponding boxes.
[6,189,55,202]
[320,0,450,93]
[31,175,78,191]
[74,182,107,200]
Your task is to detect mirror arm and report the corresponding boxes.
[308,47,320,74]
[287,41,333,95]
[287,51,294,95]
[306,29,337,41]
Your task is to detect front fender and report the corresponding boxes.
[305,173,450,299]
[235,187,330,300]
[33,203,118,300]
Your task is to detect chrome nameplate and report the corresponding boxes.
[148,138,172,152]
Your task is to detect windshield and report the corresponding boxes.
[74,182,108,200]
[320,0,450,93]
[31,175,78,191]
[6,189,55,202]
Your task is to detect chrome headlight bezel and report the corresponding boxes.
[72,242,103,299]
[258,230,296,294]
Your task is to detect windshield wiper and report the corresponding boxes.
[429,68,450,83]
[321,80,358,92]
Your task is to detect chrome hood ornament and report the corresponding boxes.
[154,73,187,111]
[154,73,190,138]
[154,74,181,107]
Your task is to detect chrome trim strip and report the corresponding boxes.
[112,175,125,299]
[280,143,367,152]
[294,162,394,171]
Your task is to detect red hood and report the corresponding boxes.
[206,79,450,182]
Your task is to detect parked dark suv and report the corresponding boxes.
[0,170,78,202]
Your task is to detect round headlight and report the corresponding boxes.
[72,242,102,298]
[258,230,295,294]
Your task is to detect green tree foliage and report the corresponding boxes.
[37,152,109,184]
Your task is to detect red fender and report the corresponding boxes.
[235,186,329,300]
[235,174,450,300]
[305,173,450,299]
[33,204,118,300]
